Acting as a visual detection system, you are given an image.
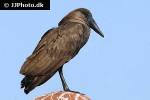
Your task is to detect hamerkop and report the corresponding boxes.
[20,8,104,94]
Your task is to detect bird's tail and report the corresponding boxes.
[21,75,46,94]
[21,70,58,94]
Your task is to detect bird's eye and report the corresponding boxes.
[82,11,89,17]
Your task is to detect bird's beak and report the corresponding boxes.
[89,17,104,38]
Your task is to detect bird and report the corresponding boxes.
[20,8,104,94]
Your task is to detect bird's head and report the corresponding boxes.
[59,8,104,38]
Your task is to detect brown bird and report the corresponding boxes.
[20,8,104,94]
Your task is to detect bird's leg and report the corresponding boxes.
[58,66,70,91]
[58,66,84,94]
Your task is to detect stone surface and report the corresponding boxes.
[33,91,91,100]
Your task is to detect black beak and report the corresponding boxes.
[89,17,104,38]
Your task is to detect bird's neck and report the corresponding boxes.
[64,19,88,27]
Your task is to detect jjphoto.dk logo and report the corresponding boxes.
[4,2,44,8]
[0,0,50,10]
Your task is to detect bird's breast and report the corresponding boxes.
[79,25,91,48]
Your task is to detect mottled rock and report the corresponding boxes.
[33,91,91,100]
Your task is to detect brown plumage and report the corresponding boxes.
[20,8,104,94]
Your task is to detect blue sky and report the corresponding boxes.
[0,0,150,100]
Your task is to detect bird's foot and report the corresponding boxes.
[64,89,85,95]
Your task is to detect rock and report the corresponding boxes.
[33,91,91,100]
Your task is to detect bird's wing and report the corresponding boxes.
[20,22,84,76]
[32,28,55,54]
